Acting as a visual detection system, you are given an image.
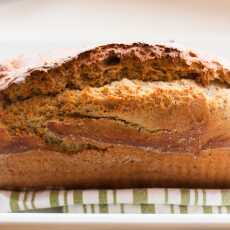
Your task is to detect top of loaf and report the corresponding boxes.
[0,42,230,101]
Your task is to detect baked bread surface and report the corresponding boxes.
[1,43,230,189]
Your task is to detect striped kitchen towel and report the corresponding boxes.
[2,188,230,213]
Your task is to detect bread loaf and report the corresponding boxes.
[1,43,230,189]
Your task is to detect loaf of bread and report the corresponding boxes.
[1,43,230,189]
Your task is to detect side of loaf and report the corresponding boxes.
[1,43,230,189]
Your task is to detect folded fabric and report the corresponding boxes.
[1,188,230,213]
[66,204,230,214]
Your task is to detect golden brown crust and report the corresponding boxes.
[2,147,230,189]
[1,43,230,101]
[1,43,230,189]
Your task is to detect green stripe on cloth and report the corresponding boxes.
[133,189,148,204]
[23,191,29,211]
[202,190,206,206]
[10,192,20,212]
[203,206,212,214]
[165,189,168,204]
[181,189,190,205]
[141,204,155,213]
[194,189,199,205]
[221,190,230,205]
[83,204,87,213]
[73,190,83,204]
[179,205,188,214]
[99,204,108,213]
[31,191,37,210]
[63,191,68,213]
[65,204,230,214]
[120,204,124,213]
[170,204,174,214]
[113,190,117,204]
[91,204,95,213]
[99,190,107,204]
[50,191,59,208]
[226,206,230,213]
[6,188,230,214]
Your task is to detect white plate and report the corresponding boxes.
[1,214,230,230]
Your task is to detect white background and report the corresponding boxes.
[0,0,229,60]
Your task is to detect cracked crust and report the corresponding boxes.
[1,43,230,189]
[1,43,230,101]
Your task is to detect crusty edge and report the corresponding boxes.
[0,43,230,94]
[1,146,230,189]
